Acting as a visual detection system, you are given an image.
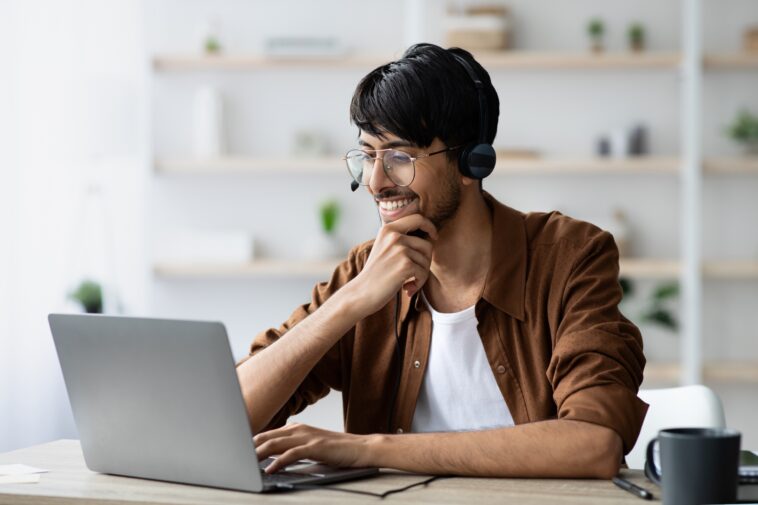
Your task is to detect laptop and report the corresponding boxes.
[48,313,378,493]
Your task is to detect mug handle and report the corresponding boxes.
[644,437,661,485]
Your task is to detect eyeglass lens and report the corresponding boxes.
[345,149,415,187]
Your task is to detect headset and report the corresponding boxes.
[449,51,497,180]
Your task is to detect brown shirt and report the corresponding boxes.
[240,192,648,454]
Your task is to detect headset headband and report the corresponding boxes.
[450,52,489,145]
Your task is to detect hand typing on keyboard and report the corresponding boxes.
[254,423,375,474]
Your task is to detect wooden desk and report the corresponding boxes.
[0,440,657,504]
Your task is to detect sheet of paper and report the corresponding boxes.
[0,464,48,476]
[0,474,40,485]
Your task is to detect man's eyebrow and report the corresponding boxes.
[358,139,415,149]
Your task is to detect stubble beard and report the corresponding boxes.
[426,166,462,232]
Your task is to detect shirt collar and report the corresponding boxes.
[399,192,527,323]
[481,192,526,321]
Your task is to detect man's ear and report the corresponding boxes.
[460,175,477,187]
[448,156,478,187]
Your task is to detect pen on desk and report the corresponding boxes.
[612,476,654,500]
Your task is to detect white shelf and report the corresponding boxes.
[497,157,680,175]
[156,156,758,177]
[153,258,758,281]
[704,53,758,69]
[154,258,678,280]
[152,51,682,72]
[155,156,681,176]
[703,157,758,174]
[645,361,758,383]
[619,260,758,280]
[152,51,758,72]
[644,362,682,383]
[152,53,391,71]
[473,51,681,69]
[703,260,758,280]
[153,259,338,279]
[702,361,758,382]
[155,157,341,174]
[620,259,681,279]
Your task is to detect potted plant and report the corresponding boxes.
[201,19,222,55]
[69,280,103,314]
[628,23,645,52]
[205,36,221,54]
[641,281,679,332]
[587,18,605,53]
[726,109,758,155]
[620,279,679,332]
[307,199,343,260]
[320,200,340,237]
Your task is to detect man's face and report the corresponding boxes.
[359,131,461,230]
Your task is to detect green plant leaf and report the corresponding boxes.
[69,280,103,314]
[628,23,645,41]
[726,109,758,143]
[320,200,340,234]
[652,281,679,301]
[587,18,605,37]
[205,37,221,54]
[619,277,634,298]
[641,308,678,332]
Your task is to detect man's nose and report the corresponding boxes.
[368,156,395,194]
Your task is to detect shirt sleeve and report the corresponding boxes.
[235,243,369,432]
[547,230,648,455]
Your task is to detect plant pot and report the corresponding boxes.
[306,232,343,260]
[743,140,758,156]
[630,40,645,52]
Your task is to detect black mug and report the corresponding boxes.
[645,427,741,505]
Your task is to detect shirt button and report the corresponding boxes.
[396,428,404,434]
[496,365,506,374]
[413,360,421,368]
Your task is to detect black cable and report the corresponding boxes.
[277,475,449,498]
[386,291,403,433]
[276,288,438,498]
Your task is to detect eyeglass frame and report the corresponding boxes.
[342,145,462,188]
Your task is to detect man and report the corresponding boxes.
[236,43,647,479]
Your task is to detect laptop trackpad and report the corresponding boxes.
[284,461,338,477]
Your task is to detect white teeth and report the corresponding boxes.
[379,198,414,211]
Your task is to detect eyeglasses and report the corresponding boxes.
[342,146,460,188]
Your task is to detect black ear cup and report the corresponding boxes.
[459,143,496,180]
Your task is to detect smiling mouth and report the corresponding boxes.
[377,197,417,211]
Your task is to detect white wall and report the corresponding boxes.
[0,0,148,452]
[0,0,17,448]
[146,0,758,445]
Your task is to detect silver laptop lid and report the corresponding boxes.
[48,314,263,492]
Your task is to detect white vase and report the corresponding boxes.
[192,86,226,158]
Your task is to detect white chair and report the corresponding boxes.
[625,385,727,470]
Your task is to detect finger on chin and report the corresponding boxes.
[402,279,416,294]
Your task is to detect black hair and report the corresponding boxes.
[349,43,499,160]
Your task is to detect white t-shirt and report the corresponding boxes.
[411,296,515,433]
